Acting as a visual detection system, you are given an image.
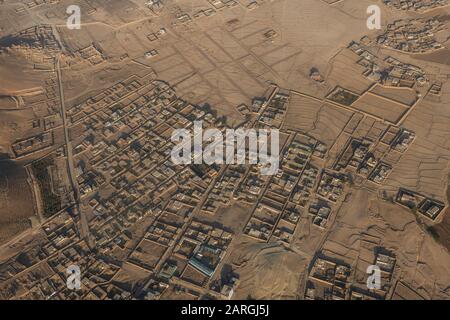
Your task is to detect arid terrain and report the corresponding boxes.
[0,0,449,300]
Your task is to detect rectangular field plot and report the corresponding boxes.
[370,85,418,107]
[351,93,409,124]
[129,239,168,270]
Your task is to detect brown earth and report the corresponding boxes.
[0,160,35,244]
[429,174,450,252]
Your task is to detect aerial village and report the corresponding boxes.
[383,0,449,12]
[377,17,446,54]
[1,56,445,299]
